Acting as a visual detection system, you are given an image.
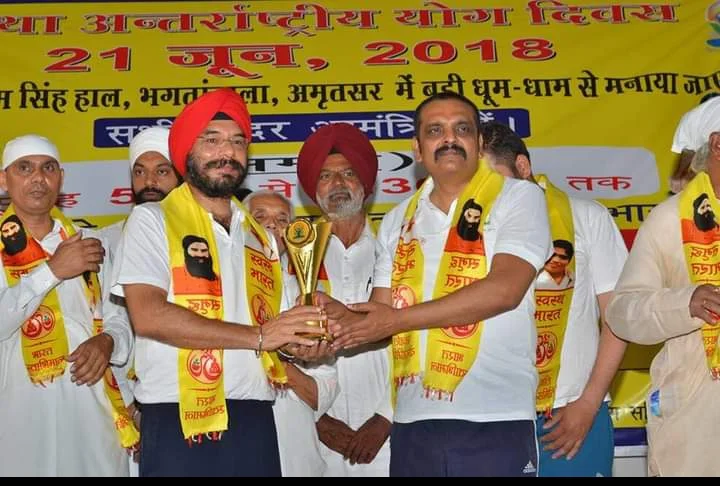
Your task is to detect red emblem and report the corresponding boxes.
[251,294,274,326]
[187,350,223,384]
[22,305,55,340]
[441,323,478,339]
[392,284,416,309]
[536,331,558,367]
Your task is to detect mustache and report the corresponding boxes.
[135,187,165,199]
[434,143,467,160]
[328,187,352,199]
[205,158,244,172]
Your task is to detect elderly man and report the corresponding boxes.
[607,130,720,476]
[0,134,134,476]
[112,89,321,477]
[294,123,393,477]
[327,92,551,477]
[246,189,340,477]
[480,121,628,477]
[101,126,181,259]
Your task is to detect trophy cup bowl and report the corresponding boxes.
[283,218,333,340]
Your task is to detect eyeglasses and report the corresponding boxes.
[196,135,248,151]
[551,252,570,261]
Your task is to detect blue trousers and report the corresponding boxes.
[536,401,614,477]
[390,419,538,477]
[139,399,281,477]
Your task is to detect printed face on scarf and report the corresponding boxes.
[693,193,718,232]
[0,155,63,219]
[182,235,217,281]
[186,120,249,198]
[412,99,480,184]
[0,215,26,256]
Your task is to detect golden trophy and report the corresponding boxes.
[283,218,333,340]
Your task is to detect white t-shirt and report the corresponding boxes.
[111,202,275,404]
[375,177,551,423]
[549,197,628,408]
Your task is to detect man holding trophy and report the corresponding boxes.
[294,123,392,477]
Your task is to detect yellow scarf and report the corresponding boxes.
[391,160,504,400]
[163,183,286,440]
[0,205,139,448]
[533,175,575,413]
[679,172,720,379]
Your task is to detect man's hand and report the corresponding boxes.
[540,398,598,460]
[329,301,396,351]
[67,333,114,386]
[317,414,355,457]
[261,305,325,351]
[282,339,334,363]
[689,284,720,324]
[344,414,391,465]
[47,232,105,280]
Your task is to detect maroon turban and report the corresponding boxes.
[169,88,252,177]
[296,123,378,202]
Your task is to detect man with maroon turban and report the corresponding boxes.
[111,88,322,477]
[295,123,392,477]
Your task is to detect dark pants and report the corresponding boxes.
[139,399,281,477]
[390,419,538,477]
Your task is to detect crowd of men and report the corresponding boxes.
[1,88,719,477]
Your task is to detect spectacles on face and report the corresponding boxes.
[196,135,248,151]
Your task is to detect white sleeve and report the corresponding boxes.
[373,207,403,290]
[583,201,629,295]
[303,362,340,419]
[492,180,551,271]
[0,262,61,342]
[112,205,170,297]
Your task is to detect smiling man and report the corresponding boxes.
[111,89,321,477]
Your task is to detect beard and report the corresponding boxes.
[134,187,168,204]
[456,219,481,241]
[435,143,467,161]
[185,255,217,281]
[1,231,27,256]
[317,186,364,220]
[186,155,247,198]
[695,210,718,232]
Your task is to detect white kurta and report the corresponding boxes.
[273,256,339,477]
[318,223,393,477]
[0,221,131,477]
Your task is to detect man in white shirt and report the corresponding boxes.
[0,134,133,476]
[101,126,181,260]
[246,189,340,476]
[112,89,321,477]
[295,123,393,476]
[326,92,551,477]
[480,121,628,477]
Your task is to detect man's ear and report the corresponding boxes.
[412,137,422,166]
[515,155,532,180]
[711,132,720,158]
[0,170,7,192]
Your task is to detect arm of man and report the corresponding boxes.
[606,201,713,345]
[283,362,319,411]
[542,202,629,459]
[331,181,551,348]
[125,284,319,350]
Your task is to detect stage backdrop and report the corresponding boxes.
[2,0,718,451]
